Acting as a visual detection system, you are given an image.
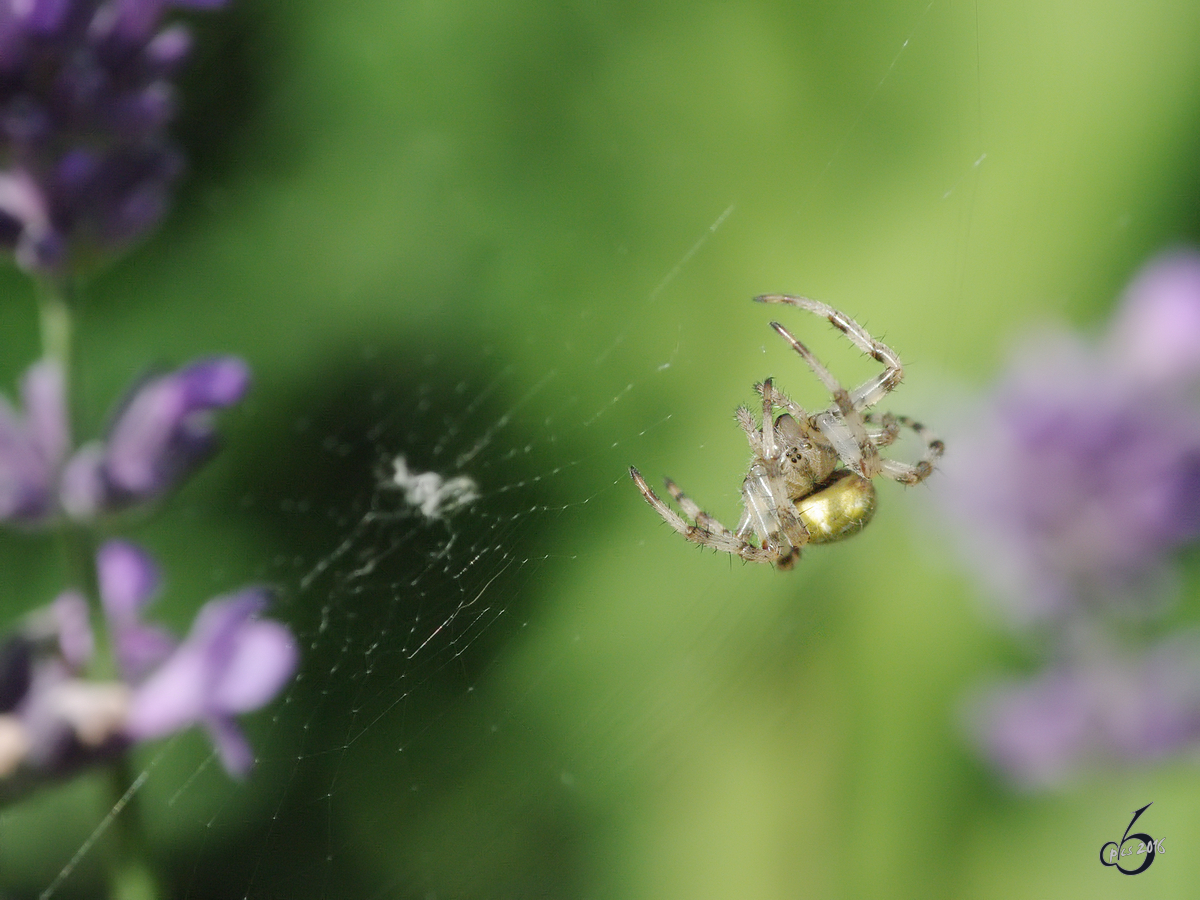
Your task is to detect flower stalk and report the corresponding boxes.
[0,3,299,897]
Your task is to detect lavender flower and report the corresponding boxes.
[99,539,297,776]
[939,249,1200,788]
[936,250,1200,626]
[968,636,1200,789]
[0,591,130,793]
[62,355,251,517]
[123,584,298,775]
[0,0,228,275]
[0,354,249,524]
[0,539,296,791]
[0,358,66,520]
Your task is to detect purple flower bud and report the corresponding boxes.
[51,590,93,670]
[55,355,250,518]
[97,540,161,619]
[0,359,67,523]
[0,354,247,523]
[97,540,174,680]
[0,169,61,273]
[104,355,250,496]
[22,357,69,467]
[145,24,191,70]
[90,539,297,777]
[0,0,229,275]
[0,589,131,792]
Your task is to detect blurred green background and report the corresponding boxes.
[3,0,1200,897]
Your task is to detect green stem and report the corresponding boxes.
[36,278,100,645]
[35,280,159,900]
[37,276,74,381]
[105,762,162,900]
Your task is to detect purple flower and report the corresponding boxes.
[0,354,249,524]
[1106,249,1200,386]
[97,538,175,679]
[99,539,297,776]
[939,249,1200,789]
[124,586,298,775]
[0,358,67,521]
[934,250,1200,626]
[0,591,131,791]
[0,539,296,789]
[61,356,251,518]
[0,0,229,275]
[967,636,1200,789]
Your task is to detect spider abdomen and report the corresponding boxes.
[795,471,877,544]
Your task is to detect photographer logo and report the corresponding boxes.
[1099,803,1163,875]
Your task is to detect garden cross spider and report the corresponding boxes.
[629,294,943,569]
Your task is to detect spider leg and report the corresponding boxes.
[765,321,882,478]
[748,379,812,552]
[736,375,784,457]
[669,474,788,563]
[735,405,762,455]
[628,467,777,563]
[863,411,901,448]
[755,381,808,421]
[874,415,944,485]
[740,460,806,565]
[754,294,904,410]
[664,475,739,538]
[759,376,778,457]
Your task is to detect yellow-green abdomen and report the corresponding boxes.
[795,471,877,544]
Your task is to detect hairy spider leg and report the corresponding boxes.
[863,411,901,447]
[762,384,941,487]
[745,379,811,551]
[759,376,777,458]
[666,474,791,563]
[733,403,766,539]
[628,466,777,563]
[766,321,882,479]
[875,415,944,485]
[754,294,904,410]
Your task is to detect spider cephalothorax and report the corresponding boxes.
[630,294,942,569]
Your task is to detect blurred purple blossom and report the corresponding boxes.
[0,358,66,520]
[0,354,249,524]
[0,0,229,275]
[936,250,1200,627]
[98,538,297,776]
[0,591,130,792]
[1106,249,1200,386]
[0,539,296,791]
[940,250,1200,789]
[124,584,298,775]
[63,355,251,517]
[97,538,175,679]
[968,636,1200,789]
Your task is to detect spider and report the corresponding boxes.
[629,294,943,569]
